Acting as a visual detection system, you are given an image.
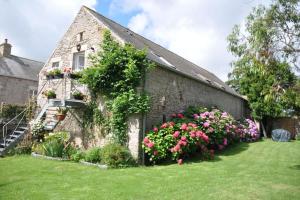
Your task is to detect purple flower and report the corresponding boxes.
[203,122,210,128]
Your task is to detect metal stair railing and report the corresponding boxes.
[1,74,88,147]
[1,79,49,146]
[2,108,27,146]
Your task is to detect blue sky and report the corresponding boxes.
[95,0,132,26]
[0,0,271,81]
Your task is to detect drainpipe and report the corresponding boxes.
[140,70,147,165]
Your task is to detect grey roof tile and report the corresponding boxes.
[85,6,242,98]
[0,55,44,81]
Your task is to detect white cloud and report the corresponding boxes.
[111,0,271,81]
[0,0,97,62]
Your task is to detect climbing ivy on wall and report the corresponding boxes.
[80,30,154,145]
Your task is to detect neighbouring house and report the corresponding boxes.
[36,6,248,162]
[0,39,44,105]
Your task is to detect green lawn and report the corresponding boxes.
[0,139,299,200]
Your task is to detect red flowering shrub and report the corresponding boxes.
[143,106,259,164]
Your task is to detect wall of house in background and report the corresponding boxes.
[0,75,37,105]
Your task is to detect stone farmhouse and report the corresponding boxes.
[0,39,43,105]
[37,6,248,161]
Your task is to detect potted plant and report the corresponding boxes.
[70,71,82,79]
[46,68,64,79]
[71,90,84,100]
[56,107,68,121]
[43,89,56,99]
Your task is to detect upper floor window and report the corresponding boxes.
[77,32,84,42]
[52,61,59,68]
[73,51,85,71]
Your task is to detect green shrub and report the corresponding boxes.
[32,143,44,155]
[64,144,78,159]
[0,104,25,120]
[84,147,101,163]
[7,145,32,156]
[71,150,85,162]
[100,143,136,168]
[42,131,70,158]
[14,146,32,155]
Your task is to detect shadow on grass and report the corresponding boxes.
[155,142,252,166]
[289,165,300,170]
[0,179,24,188]
[186,142,250,164]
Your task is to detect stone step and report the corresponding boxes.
[47,107,59,111]
[14,130,24,135]
[44,125,55,131]
[10,134,20,138]
[19,126,28,130]
[6,138,15,142]
[0,142,9,147]
[46,111,58,115]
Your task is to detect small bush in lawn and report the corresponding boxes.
[84,147,101,163]
[100,143,136,168]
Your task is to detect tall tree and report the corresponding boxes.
[227,0,300,120]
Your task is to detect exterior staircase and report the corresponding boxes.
[0,99,85,156]
[0,126,28,155]
[43,107,59,131]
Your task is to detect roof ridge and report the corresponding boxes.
[84,6,224,83]
[83,6,241,98]
[9,54,44,64]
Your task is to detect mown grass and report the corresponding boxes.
[0,139,299,200]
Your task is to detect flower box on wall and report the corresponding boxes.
[46,68,64,80]
[43,89,56,99]
[71,90,84,100]
[46,74,64,80]
[69,72,82,79]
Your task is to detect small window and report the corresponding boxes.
[77,32,84,42]
[80,32,83,41]
[52,62,59,68]
[73,51,85,71]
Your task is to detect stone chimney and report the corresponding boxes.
[0,39,12,57]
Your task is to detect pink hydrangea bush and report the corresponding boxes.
[143,106,260,164]
[239,119,260,142]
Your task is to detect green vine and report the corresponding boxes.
[81,101,109,142]
[80,30,154,145]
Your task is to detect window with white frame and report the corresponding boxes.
[73,51,85,71]
[52,61,59,68]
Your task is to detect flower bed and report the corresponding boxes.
[143,106,259,164]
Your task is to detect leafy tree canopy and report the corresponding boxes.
[227,0,300,119]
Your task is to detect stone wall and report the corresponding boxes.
[0,75,38,105]
[37,7,142,159]
[38,7,104,104]
[144,66,246,130]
